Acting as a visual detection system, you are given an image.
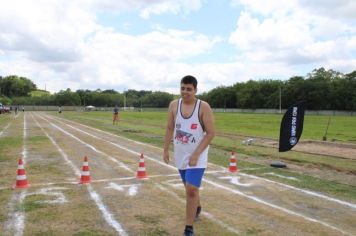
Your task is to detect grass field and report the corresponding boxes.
[1,111,355,235]
[51,110,356,200]
[56,111,356,142]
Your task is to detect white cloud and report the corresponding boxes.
[72,28,219,91]
[0,0,355,94]
[139,0,202,19]
[228,0,356,74]
[0,0,98,63]
[298,0,356,19]
[0,0,208,93]
[232,0,297,16]
[83,0,202,18]
[229,12,312,51]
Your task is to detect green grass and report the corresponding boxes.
[73,231,115,236]
[50,111,356,202]
[55,111,356,171]
[30,90,50,97]
[214,112,356,142]
[208,147,356,200]
[0,137,23,162]
[135,214,160,224]
[0,115,11,123]
[28,135,48,143]
[59,111,356,142]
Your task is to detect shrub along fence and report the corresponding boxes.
[7,106,355,116]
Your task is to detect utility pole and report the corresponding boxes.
[279,85,282,114]
[124,89,126,111]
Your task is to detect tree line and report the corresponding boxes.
[199,68,356,110]
[0,68,355,110]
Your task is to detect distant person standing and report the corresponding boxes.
[58,106,62,113]
[22,106,25,112]
[15,106,18,115]
[113,105,120,125]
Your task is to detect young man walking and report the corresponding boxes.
[163,75,215,236]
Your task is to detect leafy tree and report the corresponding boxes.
[202,86,236,109]
[235,80,265,108]
[0,75,37,97]
[76,89,92,106]
[2,68,356,110]
[125,90,152,107]
[0,95,12,105]
[282,76,308,108]
[141,91,173,107]
[102,89,118,94]
[54,89,81,106]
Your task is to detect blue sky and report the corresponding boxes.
[0,0,355,94]
[97,1,239,64]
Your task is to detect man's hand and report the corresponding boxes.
[188,153,199,166]
[163,151,170,164]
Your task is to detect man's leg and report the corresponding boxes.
[185,184,199,226]
[179,168,205,235]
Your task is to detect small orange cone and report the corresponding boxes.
[228,151,238,173]
[80,156,91,184]
[14,158,29,189]
[136,153,148,179]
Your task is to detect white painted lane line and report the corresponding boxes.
[38,115,134,174]
[209,162,356,210]
[24,187,69,205]
[51,114,163,152]
[204,178,350,236]
[22,114,28,163]
[0,174,183,190]
[0,122,12,137]
[31,113,128,236]
[40,113,242,234]
[44,114,175,171]
[238,171,356,209]
[5,114,28,236]
[47,113,356,210]
[265,172,300,181]
[105,183,140,197]
[156,183,241,235]
[47,113,355,235]
[3,191,27,236]
[219,176,252,187]
[87,184,128,236]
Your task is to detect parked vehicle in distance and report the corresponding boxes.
[0,103,11,114]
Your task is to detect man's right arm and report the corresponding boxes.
[163,100,176,164]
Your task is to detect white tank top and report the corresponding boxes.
[173,98,209,169]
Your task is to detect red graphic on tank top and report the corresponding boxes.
[191,123,197,129]
[175,130,193,144]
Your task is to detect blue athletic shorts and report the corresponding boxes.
[179,168,205,188]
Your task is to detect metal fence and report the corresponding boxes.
[16,106,356,116]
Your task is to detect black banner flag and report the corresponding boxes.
[279,101,306,152]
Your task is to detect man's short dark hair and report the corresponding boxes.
[181,75,197,89]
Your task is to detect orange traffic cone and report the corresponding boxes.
[136,153,147,179]
[228,151,238,173]
[14,158,29,188]
[80,156,91,184]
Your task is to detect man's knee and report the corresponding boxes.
[186,184,198,198]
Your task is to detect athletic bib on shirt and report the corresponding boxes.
[173,98,209,169]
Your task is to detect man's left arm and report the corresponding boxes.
[189,102,215,166]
